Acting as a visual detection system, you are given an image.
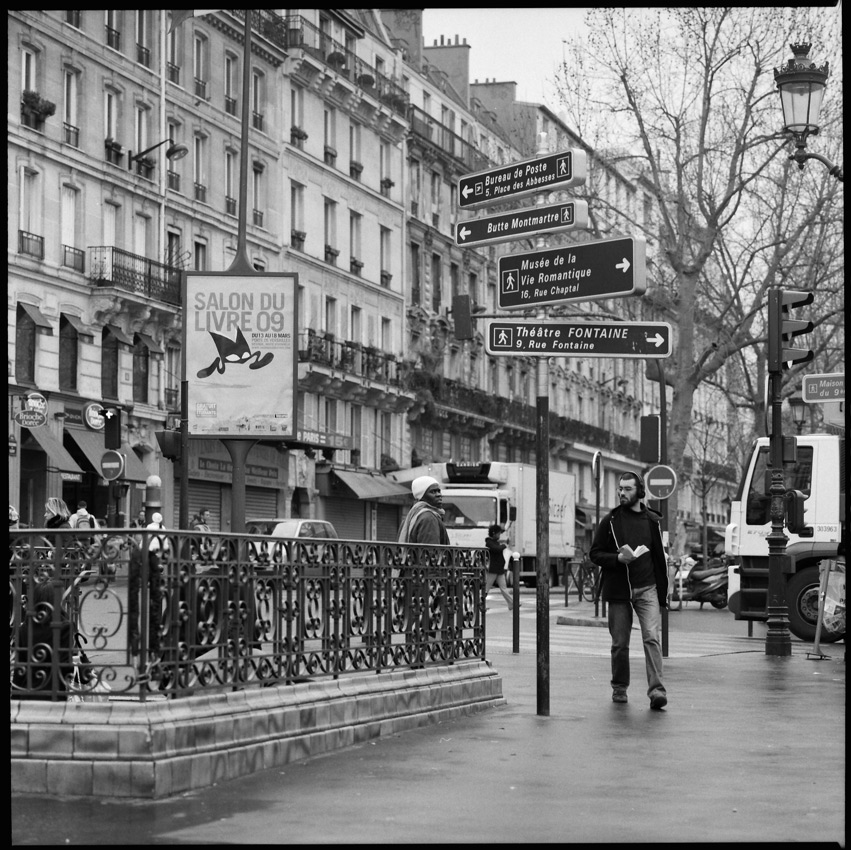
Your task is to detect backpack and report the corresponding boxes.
[76,514,94,530]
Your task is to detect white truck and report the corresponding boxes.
[724,433,845,642]
[390,462,576,586]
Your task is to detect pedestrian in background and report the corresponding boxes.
[43,497,71,529]
[69,501,96,530]
[193,509,212,533]
[484,523,517,610]
[397,476,449,545]
[590,472,669,710]
[131,509,147,528]
[10,505,21,529]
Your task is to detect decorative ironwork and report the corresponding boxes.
[10,529,487,702]
[88,246,181,306]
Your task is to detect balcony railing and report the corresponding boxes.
[62,245,85,273]
[225,95,237,115]
[88,246,181,306]
[167,170,181,192]
[226,196,236,215]
[19,230,44,259]
[167,62,180,85]
[194,78,208,100]
[253,209,264,227]
[136,43,151,67]
[408,105,491,173]
[252,111,264,131]
[63,123,79,147]
[299,329,412,388]
[9,530,486,700]
[194,183,207,203]
[106,26,120,51]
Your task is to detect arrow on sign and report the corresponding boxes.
[458,226,471,241]
[615,259,630,273]
[646,333,666,348]
[461,186,474,200]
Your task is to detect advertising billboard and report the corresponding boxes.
[183,272,298,439]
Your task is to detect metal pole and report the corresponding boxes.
[765,369,792,656]
[658,362,669,658]
[179,379,189,530]
[536,356,550,716]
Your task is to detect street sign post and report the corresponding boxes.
[801,373,845,403]
[100,450,125,482]
[644,464,678,501]
[485,320,672,358]
[497,236,646,310]
[455,201,589,249]
[458,149,587,209]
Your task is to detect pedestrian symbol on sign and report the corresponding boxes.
[492,326,514,349]
[502,270,517,292]
[557,156,569,176]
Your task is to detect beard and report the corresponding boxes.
[619,492,640,509]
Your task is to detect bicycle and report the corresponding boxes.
[576,558,600,602]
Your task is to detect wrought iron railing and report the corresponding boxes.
[10,529,487,702]
[408,105,490,174]
[88,246,181,306]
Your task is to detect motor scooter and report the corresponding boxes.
[671,559,728,609]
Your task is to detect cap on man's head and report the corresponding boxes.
[411,476,441,501]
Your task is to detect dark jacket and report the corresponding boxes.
[485,534,507,572]
[589,503,669,607]
[397,501,449,546]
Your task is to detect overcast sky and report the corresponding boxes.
[421,8,590,111]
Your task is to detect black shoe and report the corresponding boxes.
[650,694,667,710]
[612,690,628,704]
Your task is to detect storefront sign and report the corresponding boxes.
[83,403,105,430]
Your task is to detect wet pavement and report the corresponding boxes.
[11,598,846,845]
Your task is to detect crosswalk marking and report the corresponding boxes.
[485,614,763,659]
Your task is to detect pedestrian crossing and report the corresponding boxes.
[484,610,764,658]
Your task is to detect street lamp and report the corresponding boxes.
[787,390,807,434]
[127,138,189,170]
[774,43,843,181]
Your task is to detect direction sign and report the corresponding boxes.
[644,464,678,501]
[455,201,589,249]
[100,450,125,481]
[458,149,587,209]
[485,321,672,358]
[802,373,845,403]
[498,236,647,310]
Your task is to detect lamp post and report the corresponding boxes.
[774,43,843,182]
[788,390,807,434]
[127,138,189,171]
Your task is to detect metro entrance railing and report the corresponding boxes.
[10,529,488,701]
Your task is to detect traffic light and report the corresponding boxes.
[104,407,121,449]
[784,489,812,537]
[639,415,660,464]
[452,294,474,340]
[768,289,814,372]
[155,429,181,461]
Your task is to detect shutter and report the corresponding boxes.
[323,496,365,541]
[185,480,223,530]
[376,503,400,541]
[245,486,278,520]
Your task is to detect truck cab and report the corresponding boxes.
[725,434,844,641]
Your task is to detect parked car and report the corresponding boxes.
[245,519,339,540]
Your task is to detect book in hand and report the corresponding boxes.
[618,544,649,560]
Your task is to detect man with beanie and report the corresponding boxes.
[398,476,449,545]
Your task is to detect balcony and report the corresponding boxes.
[167,170,181,192]
[194,183,207,203]
[88,246,181,306]
[106,26,120,51]
[225,96,238,116]
[253,209,264,227]
[167,62,180,85]
[136,43,151,67]
[62,245,85,273]
[226,196,236,216]
[63,123,79,147]
[104,138,123,166]
[18,230,44,260]
[408,105,491,174]
[194,78,208,100]
[252,111,264,131]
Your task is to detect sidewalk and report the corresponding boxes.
[12,602,846,845]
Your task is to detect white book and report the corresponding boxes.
[618,544,649,559]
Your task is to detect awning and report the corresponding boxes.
[24,427,84,474]
[332,469,412,502]
[61,313,94,343]
[575,508,588,527]
[105,324,133,347]
[136,333,163,355]
[64,429,149,482]
[19,302,54,335]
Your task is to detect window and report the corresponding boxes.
[166,17,180,83]
[252,163,264,226]
[104,89,118,141]
[134,214,149,259]
[745,446,814,526]
[252,70,264,130]
[290,85,304,128]
[194,240,207,271]
[194,135,207,201]
[380,228,391,286]
[193,34,208,99]
[410,242,421,304]
[61,185,84,271]
[135,10,150,66]
[324,107,337,164]
[349,121,361,166]
[166,230,181,267]
[103,202,117,247]
[325,297,337,337]
[19,167,42,256]
[166,120,181,191]
[450,263,460,300]
[101,328,119,399]
[324,198,337,257]
[224,54,238,115]
[381,318,391,353]
[132,335,149,404]
[59,316,79,391]
[165,346,180,409]
[431,253,442,312]
[65,10,82,29]
[22,46,37,94]
[349,212,362,274]
[105,11,121,51]
[61,69,79,145]
[350,405,362,458]
[350,306,362,344]
[16,305,37,383]
[290,181,305,246]
[225,150,237,214]
[134,105,151,176]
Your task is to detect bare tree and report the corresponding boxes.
[555,7,844,551]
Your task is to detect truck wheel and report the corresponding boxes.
[710,590,727,609]
[786,565,845,643]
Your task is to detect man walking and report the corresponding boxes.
[590,472,669,710]
[69,500,96,529]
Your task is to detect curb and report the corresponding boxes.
[555,615,608,628]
